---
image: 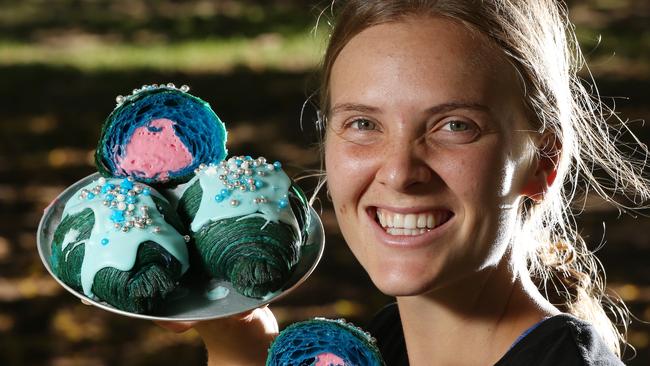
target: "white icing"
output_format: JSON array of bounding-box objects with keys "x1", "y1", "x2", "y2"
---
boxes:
[{"x1": 205, "y1": 285, "x2": 229, "y2": 301}]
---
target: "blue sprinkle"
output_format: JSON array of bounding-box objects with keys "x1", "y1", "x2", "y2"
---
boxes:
[
  {"x1": 87, "y1": 192, "x2": 95, "y2": 200},
  {"x1": 101, "y1": 238, "x2": 109, "y2": 246},
  {"x1": 126, "y1": 196, "x2": 137, "y2": 204},
  {"x1": 220, "y1": 188, "x2": 230, "y2": 197},
  {"x1": 142, "y1": 188, "x2": 151, "y2": 196},
  {"x1": 245, "y1": 156, "x2": 253, "y2": 160},
  {"x1": 111, "y1": 210, "x2": 125, "y2": 223},
  {"x1": 119, "y1": 187, "x2": 129, "y2": 194},
  {"x1": 235, "y1": 159, "x2": 243, "y2": 166},
  {"x1": 105, "y1": 194, "x2": 115, "y2": 201},
  {"x1": 273, "y1": 161, "x2": 282, "y2": 170},
  {"x1": 120, "y1": 180, "x2": 134, "y2": 190},
  {"x1": 101, "y1": 183, "x2": 115, "y2": 193},
  {"x1": 255, "y1": 180, "x2": 264, "y2": 189},
  {"x1": 278, "y1": 199, "x2": 289, "y2": 209},
  {"x1": 215, "y1": 194, "x2": 225, "y2": 203}
]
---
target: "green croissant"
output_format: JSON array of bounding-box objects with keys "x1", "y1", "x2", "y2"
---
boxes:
[
  {"x1": 50, "y1": 176, "x2": 190, "y2": 314},
  {"x1": 177, "y1": 157, "x2": 309, "y2": 298}
]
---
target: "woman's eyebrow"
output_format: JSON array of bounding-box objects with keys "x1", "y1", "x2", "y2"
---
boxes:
[
  {"x1": 329, "y1": 103, "x2": 381, "y2": 115},
  {"x1": 426, "y1": 102, "x2": 491, "y2": 114},
  {"x1": 329, "y1": 102, "x2": 490, "y2": 116}
]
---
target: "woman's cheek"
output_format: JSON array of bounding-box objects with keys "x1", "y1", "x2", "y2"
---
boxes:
[{"x1": 325, "y1": 139, "x2": 379, "y2": 199}]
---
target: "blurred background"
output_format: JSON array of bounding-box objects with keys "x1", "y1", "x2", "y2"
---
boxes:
[{"x1": 0, "y1": 0, "x2": 648, "y2": 365}]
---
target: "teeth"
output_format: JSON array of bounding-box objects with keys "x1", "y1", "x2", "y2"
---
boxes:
[
  {"x1": 403, "y1": 214, "x2": 416, "y2": 229},
  {"x1": 376, "y1": 209, "x2": 450, "y2": 234},
  {"x1": 417, "y1": 214, "x2": 427, "y2": 228},
  {"x1": 393, "y1": 213, "x2": 403, "y2": 228},
  {"x1": 427, "y1": 214, "x2": 435, "y2": 228},
  {"x1": 386, "y1": 228, "x2": 429, "y2": 236}
]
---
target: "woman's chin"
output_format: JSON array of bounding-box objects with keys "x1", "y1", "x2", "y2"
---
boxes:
[{"x1": 368, "y1": 268, "x2": 439, "y2": 297}]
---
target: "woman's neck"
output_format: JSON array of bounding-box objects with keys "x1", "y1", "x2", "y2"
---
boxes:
[{"x1": 396, "y1": 253, "x2": 560, "y2": 366}]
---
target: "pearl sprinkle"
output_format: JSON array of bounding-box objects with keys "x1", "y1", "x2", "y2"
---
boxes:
[
  {"x1": 197, "y1": 156, "x2": 291, "y2": 210},
  {"x1": 115, "y1": 83, "x2": 191, "y2": 107},
  {"x1": 89, "y1": 177, "x2": 161, "y2": 233}
]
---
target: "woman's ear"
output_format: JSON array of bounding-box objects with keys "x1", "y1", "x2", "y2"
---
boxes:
[{"x1": 520, "y1": 132, "x2": 560, "y2": 202}]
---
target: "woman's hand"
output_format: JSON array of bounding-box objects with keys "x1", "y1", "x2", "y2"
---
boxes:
[{"x1": 155, "y1": 306, "x2": 279, "y2": 366}]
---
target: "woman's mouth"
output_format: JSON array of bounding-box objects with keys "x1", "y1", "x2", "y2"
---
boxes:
[{"x1": 374, "y1": 208, "x2": 454, "y2": 236}]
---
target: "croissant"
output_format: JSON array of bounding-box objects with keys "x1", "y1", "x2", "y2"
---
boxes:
[
  {"x1": 266, "y1": 318, "x2": 385, "y2": 366},
  {"x1": 177, "y1": 156, "x2": 309, "y2": 298},
  {"x1": 94, "y1": 84, "x2": 227, "y2": 186},
  {"x1": 50, "y1": 176, "x2": 190, "y2": 314}
]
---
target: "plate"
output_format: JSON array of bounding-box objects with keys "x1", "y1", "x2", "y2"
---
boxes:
[{"x1": 37, "y1": 173, "x2": 325, "y2": 321}]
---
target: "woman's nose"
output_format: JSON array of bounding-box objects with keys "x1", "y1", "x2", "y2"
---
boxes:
[{"x1": 375, "y1": 142, "x2": 433, "y2": 192}]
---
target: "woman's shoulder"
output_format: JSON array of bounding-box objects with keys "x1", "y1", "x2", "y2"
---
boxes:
[
  {"x1": 366, "y1": 302, "x2": 408, "y2": 366},
  {"x1": 366, "y1": 304, "x2": 624, "y2": 366},
  {"x1": 495, "y1": 313, "x2": 624, "y2": 366}
]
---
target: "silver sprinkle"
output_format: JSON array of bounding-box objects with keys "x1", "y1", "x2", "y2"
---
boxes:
[
  {"x1": 250, "y1": 185, "x2": 256, "y2": 191},
  {"x1": 230, "y1": 199, "x2": 239, "y2": 207},
  {"x1": 258, "y1": 171, "x2": 266, "y2": 176},
  {"x1": 183, "y1": 235, "x2": 191, "y2": 243},
  {"x1": 124, "y1": 221, "x2": 133, "y2": 228},
  {"x1": 121, "y1": 226, "x2": 130, "y2": 232},
  {"x1": 103, "y1": 200, "x2": 110, "y2": 206},
  {"x1": 180, "y1": 85, "x2": 190, "y2": 92},
  {"x1": 127, "y1": 176, "x2": 135, "y2": 182},
  {"x1": 199, "y1": 163, "x2": 207, "y2": 170},
  {"x1": 167, "y1": 82, "x2": 176, "y2": 88},
  {"x1": 114, "y1": 223, "x2": 121, "y2": 229},
  {"x1": 134, "y1": 185, "x2": 143, "y2": 193},
  {"x1": 244, "y1": 169, "x2": 253, "y2": 176},
  {"x1": 116, "y1": 95, "x2": 125, "y2": 104},
  {"x1": 127, "y1": 190, "x2": 136, "y2": 196},
  {"x1": 135, "y1": 222, "x2": 144, "y2": 229},
  {"x1": 153, "y1": 226, "x2": 161, "y2": 233},
  {"x1": 239, "y1": 185, "x2": 246, "y2": 191},
  {"x1": 145, "y1": 218, "x2": 153, "y2": 225}
]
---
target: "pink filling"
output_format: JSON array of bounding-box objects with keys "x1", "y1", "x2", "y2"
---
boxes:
[
  {"x1": 117, "y1": 118, "x2": 193, "y2": 180},
  {"x1": 315, "y1": 353, "x2": 346, "y2": 366}
]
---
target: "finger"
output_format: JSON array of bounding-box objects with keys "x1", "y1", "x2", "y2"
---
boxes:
[
  {"x1": 80, "y1": 298, "x2": 92, "y2": 306},
  {"x1": 154, "y1": 320, "x2": 197, "y2": 333}
]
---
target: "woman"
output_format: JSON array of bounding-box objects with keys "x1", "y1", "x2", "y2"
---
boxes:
[{"x1": 160, "y1": 1, "x2": 648, "y2": 364}]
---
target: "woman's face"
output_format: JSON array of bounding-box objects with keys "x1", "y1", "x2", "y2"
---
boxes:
[{"x1": 325, "y1": 16, "x2": 539, "y2": 296}]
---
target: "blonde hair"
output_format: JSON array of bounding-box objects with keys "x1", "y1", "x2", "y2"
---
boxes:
[{"x1": 315, "y1": 0, "x2": 650, "y2": 357}]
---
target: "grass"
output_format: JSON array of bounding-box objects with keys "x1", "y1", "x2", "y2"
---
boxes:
[{"x1": 0, "y1": 32, "x2": 327, "y2": 72}]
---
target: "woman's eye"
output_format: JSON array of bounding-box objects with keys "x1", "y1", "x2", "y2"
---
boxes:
[
  {"x1": 350, "y1": 118, "x2": 377, "y2": 131},
  {"x1": 431, "y1": 119, "x2": 480, "y2": 144},
  {"x1": 442, "y1": 120, "x2": 471, "y2": 132}
]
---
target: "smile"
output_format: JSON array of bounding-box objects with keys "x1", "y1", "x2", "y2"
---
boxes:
[{"x1": 375, "y1": 208, "x2": 453, "y2": 236}]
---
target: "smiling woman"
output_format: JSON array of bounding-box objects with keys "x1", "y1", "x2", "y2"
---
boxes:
[
  {"x1": 317, "y1": 0, "x2": 649, "y2": 365},
  {"x1": 157, "y1": 1, "x2": 649, "y2": 365}
]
